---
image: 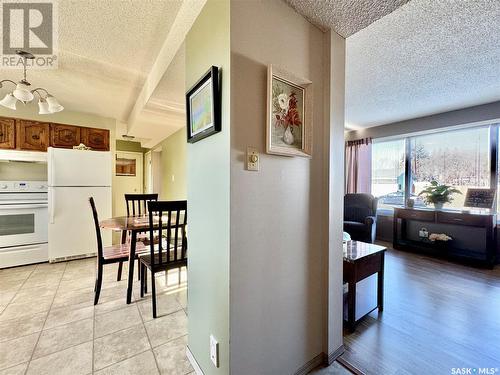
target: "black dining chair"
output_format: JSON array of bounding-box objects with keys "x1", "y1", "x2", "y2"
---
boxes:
[
  {"x1": 125, "y1": 193, "x2": 159, "y2": 217},
  {"x1": 116, "y1": 193, "x2": 159, "y2": 281},
  {"x1": 139, "y1": 200, "x2": 187, "y2": 318},
  {"x1": 89, "y1": 197, "x2": 146, "y2": 305}
]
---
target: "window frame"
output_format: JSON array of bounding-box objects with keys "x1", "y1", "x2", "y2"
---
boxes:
[{"x1": 371, "y1": 122, "x2": 499, "y2": 213}]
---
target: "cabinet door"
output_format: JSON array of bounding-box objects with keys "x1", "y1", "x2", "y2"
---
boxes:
[
  {"x1": 0, "y1": 118, "x2": 16, "y2": 149},
  {"x1": 81, "y1": 127, "x2": 109, "y2": 151},
  {"x1": 18, "y1": 120, "x2": 49, "y2": 151},
  {"x1": 50, "y1": 124, "x2": 81, "y2": 148}
]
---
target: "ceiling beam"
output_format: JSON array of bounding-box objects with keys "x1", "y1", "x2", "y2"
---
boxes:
[{"x1": 126, "y1": 0, "x2": 206, "y2": 134}]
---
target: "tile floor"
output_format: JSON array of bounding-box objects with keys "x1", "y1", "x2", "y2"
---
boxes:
[{"x1": 0, "y1": 258, "x2": 192, "y2": 375}]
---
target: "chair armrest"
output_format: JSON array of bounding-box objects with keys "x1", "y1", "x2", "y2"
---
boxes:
[{"x1": 365, "y1": 216, "x2": 376, "y2": 226}]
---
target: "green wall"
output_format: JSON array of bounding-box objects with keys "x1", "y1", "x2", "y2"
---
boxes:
[
  {"x1": 116, "y1": 140, "x2": 148, "y2": 153},
  {"x1": 158, "y1": 129, "x2": 187, "y2": 200},
  {"x1": 186, "y1": 0, "x2": 231, "y2": 374}
]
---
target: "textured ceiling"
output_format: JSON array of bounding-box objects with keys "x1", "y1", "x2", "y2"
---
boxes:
[
  {"x1": 346, "y1": 0, "x2": 500, "y2": 129},
  {"x1": 0, "y1": 0, "x2": 182, "y2": 124},
  {"x1": 131, "y1": 45, "x2": 186, "y2": 149},
  {"x1": 284, "y1": 0, "x2": 410, "y2": 37}
]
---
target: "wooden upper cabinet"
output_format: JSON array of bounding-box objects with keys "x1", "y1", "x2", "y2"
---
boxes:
[
  {"x1": 50, "y1": 124, "x2": 81, "y2": 148},
  {"x1": 0, "y1": 118, "x2": 16, "y2": 149},
  {"x1": 81, "y1": 127, "x2": 109, "y2": 151},
  {"x1": 0, "y1": 118, "x2": 109, "y2": 152},
  {"x1": 17, "y1": 120, "x2": 49, "y2": 151}
]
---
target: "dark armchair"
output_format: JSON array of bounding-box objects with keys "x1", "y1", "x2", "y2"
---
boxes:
[{"x1": 344, "y1": 193, "x2": 378, "y2": 243}]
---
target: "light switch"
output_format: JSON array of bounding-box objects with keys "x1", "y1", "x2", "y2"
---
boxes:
[
  {"x1": 246, "y1": 147, "x2": 259, "y2": 171},
  {"x1": 210, "y1": 335, "x2": 219, "y2": 367}
]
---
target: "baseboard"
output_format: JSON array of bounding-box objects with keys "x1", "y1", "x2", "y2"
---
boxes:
[
  {"x1": 293, "y1": 345, "x2": 345, "y2": 375},
  {"x1": 293, "y1": 353, "x2": 324, "y2": 375},
  {"x1": 337, "y1": 356, "x2": 365, "y2": 375},
  {"x1": 186, "y1": 345, "x2": 346, "y2": 375},
  {"x1": 49, "y1": 252, "x2": 96, "y2": 263},
  {"x1": 325, "y1": 345, "x2": 345, "y2": 365},
  {"x1": 186, "y1": 346, "x2": 204, "y2": 375}
]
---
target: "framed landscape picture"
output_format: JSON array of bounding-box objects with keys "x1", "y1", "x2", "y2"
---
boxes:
[
  {"x1": 186, "y1": 66, "x2": 221, "y2": 143},
  {"x1": 266, "y1": 65, "x2": 312, "y2": 157}
]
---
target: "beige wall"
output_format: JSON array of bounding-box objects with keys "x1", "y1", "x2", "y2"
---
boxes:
[
  {"x1": 0, "y1": 161, "x2": 47, "y2": 181},
  {"x1": 157, "y1": 129, "x2": 187, "y2": 200},
  {"x1": 186, "y1": 1, "x2": 231, "y2": 374},
  {"x1": 230, "y1": 0, "x2": 338, "y2": 373}
]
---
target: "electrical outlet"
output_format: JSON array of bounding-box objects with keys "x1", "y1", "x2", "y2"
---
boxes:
[
  {"x1": 246, "y1": 147, "x2": 259, "y2": 171},
  {"x1": 210, "y1": 335, "x2": 219, "y2": 368}
]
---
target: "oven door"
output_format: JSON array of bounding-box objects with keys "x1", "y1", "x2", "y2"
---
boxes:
[{"x1": 0, "y1": 203, "x2": 48, "y2": 248}]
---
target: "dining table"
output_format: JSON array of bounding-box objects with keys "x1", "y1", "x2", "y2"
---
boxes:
[{"x1": 99, "y1": 212, "x2": 186, "y2": 304}]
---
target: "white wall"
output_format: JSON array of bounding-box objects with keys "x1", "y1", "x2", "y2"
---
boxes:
[
  {"x1": 230, "y1": 1, "x2": 343, "y2": 373},
  {"x1": 346, "y1": 100, "x2": 500, "y2": 140},
  {"x1": 324, "y1": 30, "x2": 346, "y2": 359}
]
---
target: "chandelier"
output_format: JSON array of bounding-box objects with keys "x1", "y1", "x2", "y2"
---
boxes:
[{"x1": 0, "y1": 50, "x2": 63, "y2": 114}]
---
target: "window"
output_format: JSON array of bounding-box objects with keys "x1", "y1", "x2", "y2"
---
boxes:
[
  {"x1": 372, "y1": 139, "x2": 405, "y2": 208},
  {"x1": 410, "y1": 127, "x2": 490, "y2": 209},
  {"x1": 371, "y1": 125, "x2": 494, "y2": 212},
  {"x1": 116, "y1": 158, "x2": 137, "y2": 176}
]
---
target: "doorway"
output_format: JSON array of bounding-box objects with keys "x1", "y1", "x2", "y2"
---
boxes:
[
  {"x1": 144, "y1": 149, "x2": 162, "y2": 196},
  {"x1": 112, "y1": 151, "x2": 144, "y2": 244}
]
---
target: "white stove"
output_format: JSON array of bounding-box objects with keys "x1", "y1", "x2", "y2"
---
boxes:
[{"x1": 0, "y1": 180, "x2": 48, "y2": 268}]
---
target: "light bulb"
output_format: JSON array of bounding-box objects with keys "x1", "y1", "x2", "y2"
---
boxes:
[
  {"x1": 0, "y1": 93, "x2": 17, "y2": 110},
  {"x1": 38, "y1": 99, "x2": 51, "y2": 114},
  {"x1": 13, "y1": 82, "x2": 34, "y2": 102},
  {"x1": 46, "y1": 96, "x2": 64, "y2": 113}
]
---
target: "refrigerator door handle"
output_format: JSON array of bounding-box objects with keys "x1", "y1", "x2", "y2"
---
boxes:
[
  {"x1": 49, "y1": 188, "x2": 55, "y2": 224},
  {"x1": 48, "y1": 148, "x2": 54, "y2": 187}
]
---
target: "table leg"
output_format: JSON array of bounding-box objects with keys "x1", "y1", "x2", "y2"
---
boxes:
[
  {"x1": 126, "y1": 231, "x2": 137, "y2": 304},
  {"x1": 377, "y1": 252, "x2": 385, "y2": 311},
  {"x1": 347, "y1": 279, "x2": 356, "y2": 332}
]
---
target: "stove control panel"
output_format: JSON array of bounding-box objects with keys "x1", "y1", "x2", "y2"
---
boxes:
[{"x1": 0, "y1": 181, "x2": 48, "y2": 193}]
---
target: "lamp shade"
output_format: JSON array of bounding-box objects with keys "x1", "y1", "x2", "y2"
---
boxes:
[
  {"x1": 38, "y1": 99, "x2": 51, "y2": 114},
  {"x1": 13, "y1": 82, "x2": 34, "y2": 102},
  {"x1": 0, "y1": 93, "x2": 17, "y2": 110},
  {"x1": 46, "y1": 96, "x2": 64, "y2": 113}
]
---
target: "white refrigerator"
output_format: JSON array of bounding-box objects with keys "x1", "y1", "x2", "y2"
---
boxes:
[{"x1": 48, "y1": 147, "x2": 112, "y2": 262}]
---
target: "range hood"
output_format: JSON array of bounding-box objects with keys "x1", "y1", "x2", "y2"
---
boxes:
[{"x1": 0, "y1": 150, "x2": 47, "y2": 163}]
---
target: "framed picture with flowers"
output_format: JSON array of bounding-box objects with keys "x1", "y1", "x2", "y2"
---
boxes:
[{"x1": 266, "y1": 65, "x2": 312, "y2": 157}]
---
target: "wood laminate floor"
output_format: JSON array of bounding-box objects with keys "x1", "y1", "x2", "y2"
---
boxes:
[{"x1": 340, "y1": 244, "x2": 500, "y2": 375}]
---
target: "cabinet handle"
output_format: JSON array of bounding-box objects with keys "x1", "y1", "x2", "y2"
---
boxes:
[{"x1": 32, "y1": 134, "x2": 40, "y2": 140}]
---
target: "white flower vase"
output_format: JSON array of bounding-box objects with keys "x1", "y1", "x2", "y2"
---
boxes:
[{"x1": 283, "y1": 126, "x2": 294, "y2": 145}]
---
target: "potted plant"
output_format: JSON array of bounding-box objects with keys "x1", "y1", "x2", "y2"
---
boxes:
[{"x1": 418, "y1": 180, "x2": 461, "y2": 210}]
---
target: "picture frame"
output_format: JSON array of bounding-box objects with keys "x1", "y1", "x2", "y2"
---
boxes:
[
  {"x1": 266, "y1": 64, "x2": 312, "y2": 157},
  {"x1": 464, "y1": 188, "x2": 496, "y2": 209},
  {"x1": 186, "y1": 66, "x2": 221, "y2": 143}
]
